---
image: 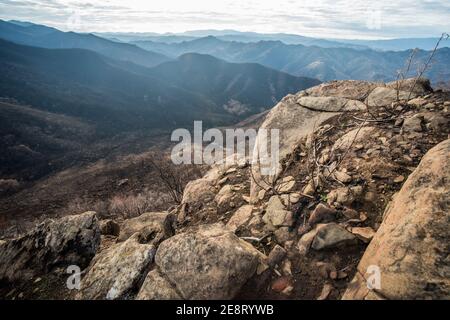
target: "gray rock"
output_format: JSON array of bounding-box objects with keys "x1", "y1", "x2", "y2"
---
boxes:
[
  {"x1": 267, "y1": 245, "x2": 287, "y2": 267},
  {"x1": 308, "y1": 203, "x2": 337, "y2": 225},
  {"x1": 77, "y1": 235, "x2": 155, "y2": 300},
  {"x1": 117, "y1": 212, "x2": 175, "y2": 244},
  {"x1": 154, "y1": 223, "x2": 262, "y2": 300},
  {"x1": 0, "y1": 211, "x2": 100, "y2": 282},
  {"x1": 311, "y1": 223, "x2": 357, "y2": 250}
]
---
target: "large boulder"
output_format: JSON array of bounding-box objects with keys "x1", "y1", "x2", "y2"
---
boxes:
[
  {"x1": 366, "y1": 87, "x2": 419, "y2": 107},
  {"x1": 343, "y1": 139, "x2": 450, "y2": 300},
  {"x1": 117, "y1": 211, "x2": 175, "y2": 244},
  {"x1": 142, "y1": 223, "x2": 263, "y2": 300},
  {"x1": 385, "y1": 78, "x2": 432, "y2": 95},
  {"x1": 0, "y1": 211, "x2": 100, "y2": 282},
  {"x1": 304, "y1": 80, "x2": 380, "y2": 100},
  {"x1": 179, "y1": 165, "x2": 226, "y2": 217},
  {"x1": 250, "y1": 91, "x2": 366, "y2": 202},
  {"x1": 77, "y1": 235, "x2": 155, "y2": 300}
]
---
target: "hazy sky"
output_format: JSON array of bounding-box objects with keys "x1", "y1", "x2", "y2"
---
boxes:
[{"x1": 1, "y1": 0, "x2": 449, "y2": 39}]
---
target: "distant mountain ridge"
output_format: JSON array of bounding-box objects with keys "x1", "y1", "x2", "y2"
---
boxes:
[
  {"x1": 99, "y1": 28, "x2": 450, "y2": 51},
  {"x1": 132, "y1": 36, "x2": 450, "y2": 83},
  {"x1": 0, "y1": 20, "x2": 171, "y2": 68}
]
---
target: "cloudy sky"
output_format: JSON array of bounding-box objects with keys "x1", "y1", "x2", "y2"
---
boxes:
[{"x1": 0, "y1": 0, "x2": 449, "y2": 39}]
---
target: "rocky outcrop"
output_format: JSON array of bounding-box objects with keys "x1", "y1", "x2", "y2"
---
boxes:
[
  {"x1": 343, "y1": 139, "x2": 450, "y2": 300},
  {"x1": 0, "y1": 212, "x2": 100, "y2": 282},
  {"x1": 117, "y1": 211, "x2": 175, "y2": 244},
  {"x1": 249, "y1": 78, "x2": 433, "y2": 202},
  {"x1": 139, "y1": 223, "x2": 264, "y2": 300},
  {"x1": 77, "y1": 234, "x2": 155, "y2": 300}
]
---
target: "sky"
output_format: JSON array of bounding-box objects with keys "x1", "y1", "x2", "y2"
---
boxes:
[{"x1": 0, "y1": 0, "x2": 449, "y2": 39}]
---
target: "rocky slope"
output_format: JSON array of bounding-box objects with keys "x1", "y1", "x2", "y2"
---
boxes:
[{"x1": 0, "y1": 78, "x2": 448, "y2": 300}]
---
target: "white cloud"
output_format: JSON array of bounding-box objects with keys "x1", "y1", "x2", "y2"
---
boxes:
[{"x1": 0, "y1": 0, "x2": 449, "y2": 38}]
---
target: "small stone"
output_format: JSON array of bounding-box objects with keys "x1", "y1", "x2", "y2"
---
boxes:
[
  {"x1": 258, "y1": 189, "x2": 266, "y2": 200},
  {"x1": 297, "y1": 224, "x2": 325, "y2": 255},
  {"x1": 33, "y1": 277, "x2": 42, "y2": 283},
  {"x1": 402, "y1": 115, "x2": 423, "y2": 132},
  {"x1": 308, "y1": 203, "x2": 337, "y2": 225},
  {"x1": 359, "y1": 212, "x2": 368, "y2": 222},
  {"x1": 263, "y1": 196, "x2": 293, "y2": 227},
  {"x1": 311, "y1": 223, "x2": 357, "y2": 250},
  {"x1": 350, "y1": 226, "x2": 376, "y2": 243},
  {"x1": 267, "y1": 245, "x2": 287, "y2": 267},
  {"x1": 226, "y1": 205, "x2": 253, "y2": 232},
  {"x1": 393, "y1": 175, "x2": 405, "y2": 183},
  {"x1": 281, "y1": 285, "x2": 294, "y2": 296},
  {"x1": 256, "y1": 263, "x2": 269, "y2": 275},
  {"x1": 289, "y1": 193, "x2": 301, "y2": 204},
  {"x1": 317, "y1": 283, "x2": 333, "y2": 300},
  {"x1": 333, "y1": 171, "x2": 352, "y2": 183},
  {"x1": 274, "y1": 227, "x2": 293, "y2": 243},
  {"x1": 271, "y1": 277, "x2": 291, "y2": 293},
  {"x1": 275, "y1": 176, "x2": 296, "y2": 193},
  {"x1": 281, "y1": 260, "x2": 292, "y2": 276},
  {"x1": 342, "y1": 207, "x2": 359, "y2": 219},
  {"x1": 316, "y1": 262, "x2": 336, "y2": 279}
]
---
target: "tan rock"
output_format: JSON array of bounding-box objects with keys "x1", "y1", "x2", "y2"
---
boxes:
[
  {"x1": 117, "y1": 212, "x2": 175, "y2": 244},
  {"x1": 305, "y1": 80, "x2": 379, "y2": 100},
  {"x1": 136, "y1": 270, "x2": 181, "y2": 300},
  {"x1": 367, "y1": 87, "x2": 418, "y2": 107},
  {"x1": 262, "y1": 196, "x2": 293, "y2": 227},
  {"x1": 155, "y1": 223, "x2": 263, "y2": 300},
  {"x1": 308, "y1": 203, "x2": 337, "y2": 225},
  {"x1": 275, "y1": 176, "x2": 296, "y2": 193},
  {"x1": 350, "y1": 227, "x2": 375, "y2": 243},
  {"x1": 333, "y1": 127, "x2": 377, "y2": 151},
  {"x1": 226, "y1": 205, "x2": 254, "y2": 232},
  {"x1": 343, "y1": 139, "x2": 450, "y2": 300}
]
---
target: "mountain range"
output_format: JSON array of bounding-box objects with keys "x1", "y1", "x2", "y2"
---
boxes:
[
  {"x1": 2, "y1": 20, "x2": 449, "y2": 85},
  {"x1": 0, "y1": 38, "x2": 318, "y2": 132},
  {"x1": 0, "y1": 20, "x2": 170, "y2": 68},
  {"x1": 99, "y1": 29, "x2": 450, "y2": 51},
  {"x1": 132, "y1": 36, "x2": 450, "y2": 83}
]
